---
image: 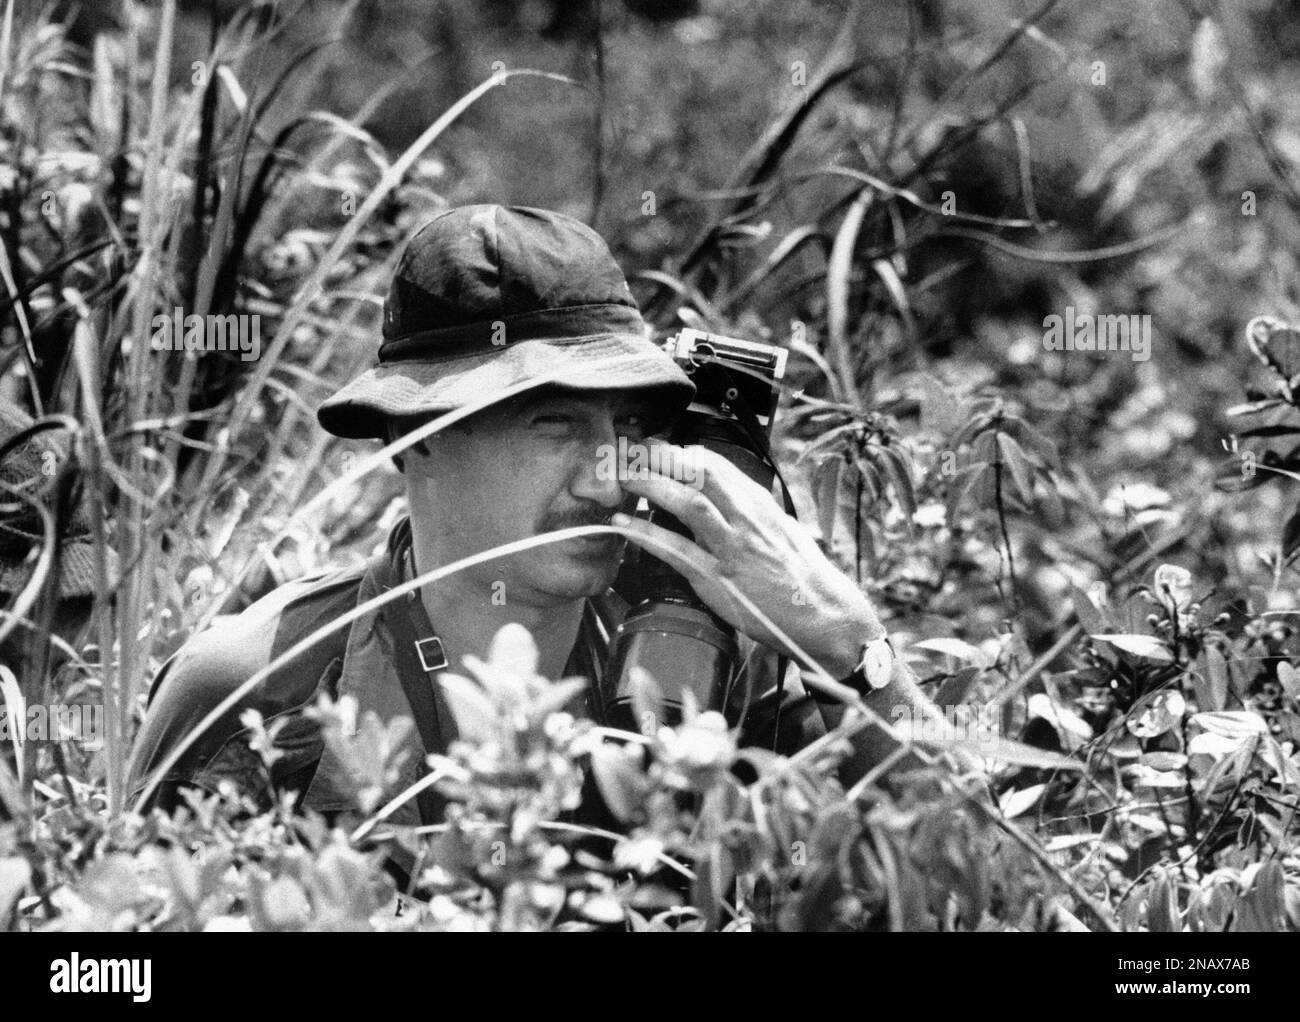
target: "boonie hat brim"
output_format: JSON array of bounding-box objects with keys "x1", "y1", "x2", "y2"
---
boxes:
[{"x1": 317, "y1": 332, "x2": 696, "y2": 440}]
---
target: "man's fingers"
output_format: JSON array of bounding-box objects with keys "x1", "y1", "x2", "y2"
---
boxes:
[
  {"x1": 642, "y1": 436, "x2": 765, "y2": 518},
  {"x1": 612, "y1": 513, "x2": 721, "y2": 584},
  {"x1": 619, "y1": 472, "x2": 732, "y2": 548}
]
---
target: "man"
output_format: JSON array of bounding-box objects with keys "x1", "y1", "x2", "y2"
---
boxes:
[{"x1": 126, "y1": 204, "x2": 937, "y2": 826}]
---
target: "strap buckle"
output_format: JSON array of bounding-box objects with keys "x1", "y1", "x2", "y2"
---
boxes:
[{"x1": 414, "y1": 636, "x2": 448, "y2": 673}]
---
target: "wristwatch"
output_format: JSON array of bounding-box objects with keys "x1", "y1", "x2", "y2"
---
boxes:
[
  {"x1": 810, "y1": 635, "x2": 895, "y2": 703},
  {"x1": 846, "y1": 635, "x2": 895, "y2": 693}
]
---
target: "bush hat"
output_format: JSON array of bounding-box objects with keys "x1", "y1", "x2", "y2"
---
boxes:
[{"x1": 317, "y1": 204, "x2": 696, "y2": 440}]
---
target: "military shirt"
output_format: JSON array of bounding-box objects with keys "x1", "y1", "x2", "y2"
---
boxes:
[{"x1": 126, "y1": 517, "x2": 826, "y2": 826}]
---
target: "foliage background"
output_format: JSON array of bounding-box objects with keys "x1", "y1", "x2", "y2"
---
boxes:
[{"x1": 1, "y1": 0, "x2": 1299, "y2": 930}]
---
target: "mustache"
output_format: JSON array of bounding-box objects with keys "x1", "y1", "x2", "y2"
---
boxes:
[{"x1": 537, "y1": 506, "x2": 619, "y2": 533}]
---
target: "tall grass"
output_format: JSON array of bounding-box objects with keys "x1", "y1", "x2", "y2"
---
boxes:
[
  {"x1": 3, "y1": 0, "x2": 1296, "y2": 934},
  {"x1": 0, "y1": 3, "x2": 583, "y2": 815},
  {"x1": 0, "y1": 0, "x2": 1120, "y2": 825}
]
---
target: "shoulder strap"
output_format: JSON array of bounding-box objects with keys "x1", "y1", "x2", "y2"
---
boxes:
[
  {"x1": 370, "y1": 541, "x2": 455, "y2": 826},
  {"x1": 377, "y1": 518, "x2": 614, "y2": 821}
]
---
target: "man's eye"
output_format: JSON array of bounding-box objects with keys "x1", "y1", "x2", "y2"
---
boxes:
[
  {"x1": 533, "y1": 414, "x2": 576, "y2": 428},
  {"x1": 617, "y1": 415, "x2": 648, "y2": 435}
]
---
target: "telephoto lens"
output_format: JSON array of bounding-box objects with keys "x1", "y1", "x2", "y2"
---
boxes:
[{"x1": 599, "y1": 330, "x2": 786, "y2": 732}]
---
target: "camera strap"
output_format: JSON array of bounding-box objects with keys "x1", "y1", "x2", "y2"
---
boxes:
[
  {"x1": 722, "y1": 369, "x2": 798, "y2": 519},
  {"x1": 377, "y1": 519, "x2": 609, "y2": 817},
  {"x1": 723, "y1": 371, "x2": 799, "y2": 748},
  {"x1": 373, "y1": 529, "x2": 456, "y2": 825}
]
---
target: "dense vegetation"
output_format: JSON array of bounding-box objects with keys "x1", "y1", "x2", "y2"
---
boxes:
[{"x1": 1, "y1": 0, "x2": 1298, "y2": 930}]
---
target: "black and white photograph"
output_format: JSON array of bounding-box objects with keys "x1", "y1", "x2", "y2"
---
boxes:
[{"x1": 0, "y1": 0, "x2": 1294, "y2": 979}]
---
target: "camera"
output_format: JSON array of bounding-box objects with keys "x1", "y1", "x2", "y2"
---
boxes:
[{"x1": 599, "y1": 328, "x2": 788, "y2": 731}]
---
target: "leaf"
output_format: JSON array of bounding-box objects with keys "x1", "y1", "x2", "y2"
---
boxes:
[
  {"x1": 996, "y1": 433, "x2": 1035, "y2": 504},
  {"x1": 691, "y1": 840, "x2": 734, "y2": 931},
  {"x1": 971, "y1": 429, "x2": 998, "y2": 466},
  {"x1": 1226, "y1": 653, "x2": 1254, "y2": 701},
  {"x1": 733, "y1": 747, "x2": 783, "y2": 775},
  {"x1": 576, "y1": 892, "x2": 626, "y2": 926},
  {"x1": 1069, "y1": 584, "x2": 1109, "y2": 635},
  {"x1": 1214, "y1": 455, "x2": 1268, "y2": 493},
  {"x1": 588, "y1": 743, "x2": 649, "y2": 824},
  {"x1": 0, "y1": 857, "x2": 31, "y2": 923},
  {"x1": 952, "y1": 409, "x2": 995, "y2": 450},
  {"x1": 912, "y1": 637, "x2": 989, "y2": 667},
  {"x1": 625, "y1": 907, "x2": 659, "y2": 932},
  {"x1": 1192, "y1": 711, "x2": 1268, "y2": 739},
  {"x1": 485, "y1": 623, "x2": 539, "y2": 683},
  {"x1": 1233, "y1": 861, "x2": 1287, "y2": 932},
  {"x1": 939, "y1": 734, "x2": 1084, "y2": 772},
  {"x1": 1187, "y1": 731, "x2": 1246, "y2": 759},
  {"x1": 915, "y1": 373, "x2": 971, "y2": 437},
  {"x1": 256, "y1": 874, "x2": 312, "y2": 931},
  {"x1": 796, "y1": 422, "x2": 859, "y2": 464},
  {"x1": 851, "y1": 455, "x2": 881, "y2": 508},
  {"x1": 814, "y1": 456, "x2": 844, "y2": 544},
  {"x1": 529, "y1": 678, "x2": 588, "y2": 720},
  {"x1": 875, "y1": 443, "x2": 917, "y2": 523},
  {"x1": 1124, "y1": 812, "x2": 1170, "y2": 834},
  {"x1": 1224, "y1": 399, "x2": 1283, "y2": 417},
  {"x1": 1125, "y1": 764, "x2": 1186, "y2": 789},
  {"x1": 1237, "y1": 424, "x2": 1300, "y2": 438},
  {"x1": 1027, "y1": 693, "x2": 1093, "y2": 742},
  {"x1": 1188, "y1": 18, "x2": 1228, "y2": 104},
  {"x1": 1283, "y1": 504, "x2": 1300, "y2": 561},
  {"x1": 947, "y1": 462, "x2": 991, "y2": 521},
  {"x1": 437, "y1": 673, "x2": 498, "y2": 743},
  {"x1": 933, "y1": 666, "x2": 981, "y2": 706},
  {"x1": 997, "y1": 415, "x2": 1057, "y2": 467},
  {"x1": 1126, "y1": 690, "x2": 1186, "y2": 738},
  {"x1": 1105, "y1": 731, "x2": 1143, "y2": 759},
  {"x1": 998, "y1": 783, "x2": 1046, "y2": 819},
  {"x1": 1152, "y1": 563, "x2": 1193, "y2": 612},
  {"x1": 1092, "y1": 633, "x2": 1173, "y2": 662},
  {"x1": 1147, "y1": 873, "x2": 1181, "y2": 932},
  {"x1": 1140, "y1": 751, "x2": 1187, "y2": 771},
  {"x1": 1044, "y1": 834, "x2": 1101, "y2": 852},
  {"x1": 1278, "y1": 661, "x2": 1300, "y2": 703},
  {"x1": 870, "y1": 257, "x2": 913, "y2": 333},
  {"x1": 1259, "y1": 737, "x2": 1300, "y2": 788},
  {"x1": 1197, "y1": 647, "x2": 1230, "y2": 713},
  {"x1": 1249, "y1": 319, "x2": 1300, "y2": 381}
]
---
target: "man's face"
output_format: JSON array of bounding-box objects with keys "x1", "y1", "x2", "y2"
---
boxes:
[{"x1": 398, "y1": 386, "x2": 659, "y2": 606}]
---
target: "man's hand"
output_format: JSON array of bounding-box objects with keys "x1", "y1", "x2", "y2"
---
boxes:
[
  {"x1": 613, "y1": 437, "x2": 974, "y2": 785},
  {"x1": 613, "y1": 437, "x2": 885, "y2": 680}
]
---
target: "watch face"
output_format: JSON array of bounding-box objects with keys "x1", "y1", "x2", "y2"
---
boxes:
[{"x1": 861, "y1": 637, "x2": 894, "y2": 690}]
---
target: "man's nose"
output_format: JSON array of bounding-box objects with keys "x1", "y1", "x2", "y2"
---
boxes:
[{"x1": 569, "y1": 421, "x2": 626, "y2": 510}]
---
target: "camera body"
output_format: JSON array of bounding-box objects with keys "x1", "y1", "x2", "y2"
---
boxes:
[
  {"x1": 662, "y1": 328, "x2": 787, "y2": 432},
  {"x1": 598, "y1": 328, "x2": 788, "y2": 732}
]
